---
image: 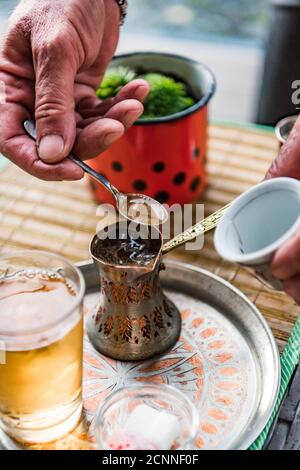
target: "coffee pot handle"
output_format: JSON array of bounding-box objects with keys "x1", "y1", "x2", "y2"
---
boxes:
[{"x1": 162, "y1": 203, "x2": 231, "y2": 254}]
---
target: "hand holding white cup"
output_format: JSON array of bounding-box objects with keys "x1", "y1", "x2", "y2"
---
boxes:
[{"x1": 214, "y1": 177, "x2": 300, "y2": 291}]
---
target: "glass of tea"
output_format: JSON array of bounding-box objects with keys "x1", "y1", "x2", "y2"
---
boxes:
[{"x1": 0, "y1": 251, "x2": 85, "y2": 447}]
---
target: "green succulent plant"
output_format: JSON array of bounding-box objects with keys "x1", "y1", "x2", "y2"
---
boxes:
[
  {"x1": 96, "y1": 68, "x2": 195, "y2": 118},
  {"x1": 139, "y1": 72, "x2": 195, "y2": 118},
  {"x1": 96, "y1": 66, "x2": 137, "y2": 100}
]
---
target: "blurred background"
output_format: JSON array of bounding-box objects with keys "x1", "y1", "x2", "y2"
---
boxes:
[{"x1": 1, "y1": 0, "x2": 296, "y2": 124}]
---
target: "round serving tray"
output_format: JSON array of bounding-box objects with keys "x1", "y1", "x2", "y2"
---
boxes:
[{"x1": 0, "y1": 260, "x2": 280, "y2": 450}]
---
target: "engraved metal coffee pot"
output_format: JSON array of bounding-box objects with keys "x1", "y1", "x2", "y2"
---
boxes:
[
  {"x1": 87, "y1": 205, "x2": 232, "y2": 361},
  {"x1": 87, "y1": 223, "x2": 182, "y2": 361}
]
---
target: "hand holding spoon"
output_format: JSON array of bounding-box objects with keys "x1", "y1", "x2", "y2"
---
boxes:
[{"x1": 24, "y1": 120, "x2": 168, "y2": 226}]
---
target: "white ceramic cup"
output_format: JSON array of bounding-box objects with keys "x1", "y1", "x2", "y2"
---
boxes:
[{"x1": 214, "y1": 177, "x2": 300, "y2": 290}]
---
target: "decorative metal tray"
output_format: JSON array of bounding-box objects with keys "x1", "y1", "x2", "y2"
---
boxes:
[{"x1": 1, "y1": 260, "x2": 280, "y2": 450}]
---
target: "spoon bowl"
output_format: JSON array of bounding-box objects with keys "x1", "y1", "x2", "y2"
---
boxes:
[{"x1": 119, "y1": 193, "x2": 168, "y2": 227}]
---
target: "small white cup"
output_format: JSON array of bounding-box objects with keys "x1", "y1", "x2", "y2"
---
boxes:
[{"x1": 214, "y1": 177, "x2": 300, "y2": 290}]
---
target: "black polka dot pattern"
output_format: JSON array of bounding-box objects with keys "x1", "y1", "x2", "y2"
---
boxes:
[
  {"x1": 193, "y1": 147, "x2": 200, "y2": 158},
  {"x1": 133, "y1": 180, "x2": 147, "y2": 191},
  {"x1": 190, "y1": 176, "x2": 201, "y2": 192},
  {"x1": 152, "y1": 162, "x2": 165, "y2": 173},
  {"x1": 154, "y1": 191, "x2": 169, "y2": 204},
  {"x1": 173, "y1": 172, "x2": 186, "y2": 185},
  {"x1": 112, "y1": 161, "x2": 123, "y2": 172}
]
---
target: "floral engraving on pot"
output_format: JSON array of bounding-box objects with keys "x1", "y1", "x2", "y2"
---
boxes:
[
  {"x1": 119, "y1": 317, "x2": 132, "y2": 342},
  {"x1": 139, "y1": 315, "x2": 151, "y2": 340},
  {"x1": 95, "y1": 303, "x2": 172, "y2": 344},
  {"x1": 100, "y1": 277, "x2": 155, "y2": 306},
  {"x1": 103, "y1": 316, "x2": 113, "y2": 337},
  {"x1": 152, "y1": 307, "x2": 165, "y2": 330},
  {"x1": 87, "y1": 244, "x2": 182, "y2": 360}
]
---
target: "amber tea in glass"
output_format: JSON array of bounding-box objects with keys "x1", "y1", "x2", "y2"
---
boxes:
[{"x1": 0, "y1": 251, "x2": 85, "y2": 445}]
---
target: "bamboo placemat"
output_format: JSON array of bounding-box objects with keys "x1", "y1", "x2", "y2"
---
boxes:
[
  {"x1": 0, "y1": 123, "x2": 298, "y2": 353},
  {"x1": 0, "y1": 122, "x2": 300, "y2": 450}
]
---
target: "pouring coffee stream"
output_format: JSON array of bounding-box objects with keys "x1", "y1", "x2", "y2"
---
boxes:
[{"x1": 24, "y1": 120, "x2": 168, "y2": 227}]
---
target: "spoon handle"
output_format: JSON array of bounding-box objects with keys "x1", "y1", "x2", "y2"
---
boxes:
[
  {"x1": 162, "y1": 203, "x2": 231, "y2": 255},
  {"x1": 68, "y1": 153, "x2": 118, "y2": 197},
  {"x1": 23, "y1": 120, "x2": 119, "y2": 198}
]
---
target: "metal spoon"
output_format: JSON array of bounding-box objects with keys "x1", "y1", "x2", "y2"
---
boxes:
[{"x1": 24, "y1": 120, "x2": 168, "y2": 226}]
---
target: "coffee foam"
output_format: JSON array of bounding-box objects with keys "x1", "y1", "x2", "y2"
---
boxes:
[{"x1": 0, "y1": 271, "x2": 78, "y2": 337}]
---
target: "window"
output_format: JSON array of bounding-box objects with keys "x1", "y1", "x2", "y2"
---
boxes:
[{"x1": 124, "y1": 0, "x2": 268, "y2": 45}]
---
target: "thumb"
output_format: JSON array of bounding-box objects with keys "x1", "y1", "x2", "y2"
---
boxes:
[{"x1": 33, "y1": 39, "x2": 77, "y2": 163}]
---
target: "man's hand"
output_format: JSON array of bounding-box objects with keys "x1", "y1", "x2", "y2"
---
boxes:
[
  {"x1": 0, "y1": 0, "x2": 149, "y2": 181},
  {"x1": 271, "y1": 231, "x2": 300, "y2": 304},
  {"x1": 265, "y1": 115, "x2": 300, "y2": 180},
  {"x1": 265, "y1": 115, "x2": 300, "y2": 303}
]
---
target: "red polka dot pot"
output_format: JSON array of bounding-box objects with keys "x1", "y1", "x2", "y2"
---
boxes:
[{"x1": 88, "y1": 52, "x2": 216, "y2": 206}]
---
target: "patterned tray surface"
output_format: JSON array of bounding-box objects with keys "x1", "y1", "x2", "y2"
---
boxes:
[{"x1": 2, "y1": 260, "x2": 278, "y2": 451}]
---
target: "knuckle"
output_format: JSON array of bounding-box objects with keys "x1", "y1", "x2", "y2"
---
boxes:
[
  {"x1": 35, "y1": 99, "x2": 69, "y2": 119},
  {"x1": 35, "y1": 86, "x2": 74, "y2": 122},
  {"x1": 33, "y1": 34, "x2": 65, "y2": 61},
  {"x1": 6, "y1": 12, "x2": 32, "y2": 40},
  {"x1": 35, "y1": 106, "x2": 75, "y2": 139}
]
